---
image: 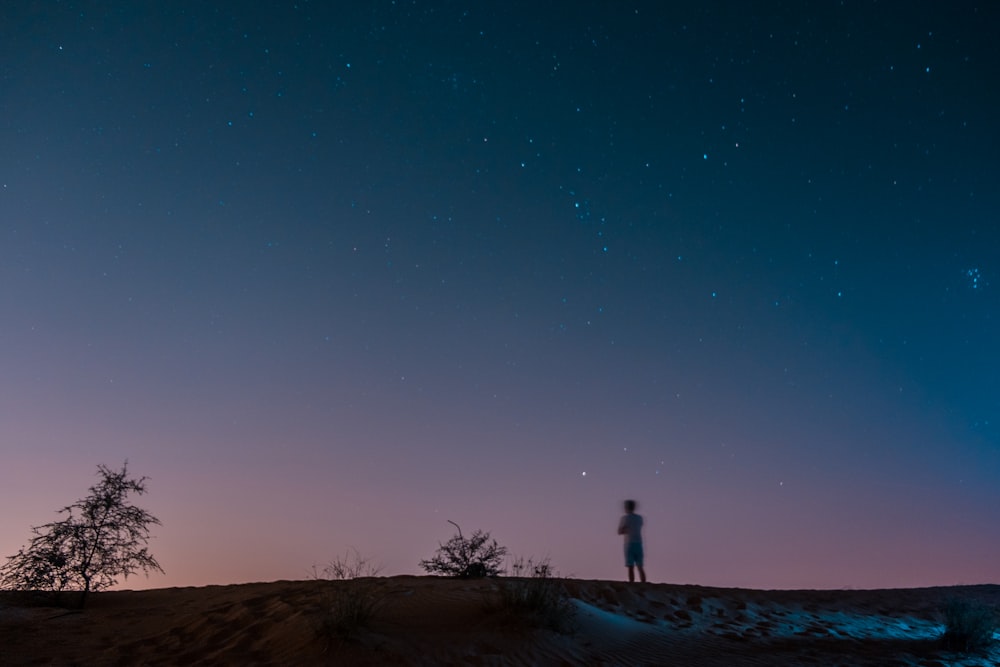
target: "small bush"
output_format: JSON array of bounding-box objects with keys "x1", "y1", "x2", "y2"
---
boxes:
[
  {"x1": 419, "y1": 520, "x2": 507, "y2": 578},
  {"x1": 941, "y1": 598, "x2": 997, "y2": 653},
  {"x1": 490, "y1": 556, "x2": 576, "y2": 634},
  {"x1": 315, "y1": 582, "x2": 387, "y2": 645},
  {"x1": 309, "y1": 547, "x2": 383, "y2": 581},
  {"x1": 310, "y1": 550, "x2": 386, "y2": 647}
]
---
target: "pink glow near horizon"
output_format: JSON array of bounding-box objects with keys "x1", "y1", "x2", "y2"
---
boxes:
[{"x1": 3, "y1": 2, "x2": 998, "y2": 592}]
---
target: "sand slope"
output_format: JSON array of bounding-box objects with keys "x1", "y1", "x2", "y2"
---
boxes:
[{"x1": 2, "y1": 577, "x2": 998, "y2": 666}]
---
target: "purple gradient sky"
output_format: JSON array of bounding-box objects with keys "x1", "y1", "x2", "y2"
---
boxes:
[{"x1": 2, "y1": 1, "x2": 998, "y2": 589}]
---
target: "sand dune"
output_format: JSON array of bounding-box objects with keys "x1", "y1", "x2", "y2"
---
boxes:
[{"x1": 2, "y1": 577, "x2": 997, "y2": 666}]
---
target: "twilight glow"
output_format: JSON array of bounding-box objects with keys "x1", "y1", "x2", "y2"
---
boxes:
[{"x1": 1, "y1": 2, "x2": 997, "y2": 590}]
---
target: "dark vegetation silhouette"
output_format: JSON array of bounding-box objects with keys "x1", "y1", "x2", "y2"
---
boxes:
[
  {"x1": 308, "y1": 549, "x2": 388, "y2": 648},
  {"x1": 308, "y1": 547, "x2": 383, "y2": 581},
  {"x1": 420, "y1": 524, "x2": 575, "y2": 632},
  {"x1": 419, "y1": 520, "x2": 507, "y2": 578},
  {"x1": 0, "y1": 462, "x2": 163, "y2": 608},
  {"x1": 490, "y1": 556, "x2": 576, "y2": 634}
]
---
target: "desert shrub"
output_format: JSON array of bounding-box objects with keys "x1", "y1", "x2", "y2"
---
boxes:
[
  {"x1": 490, "y1": 556, "x2": 576, "y2": 634},
  {"x1": 310, "y1": 549, "x2": 387, "y2": 646},
  {"x1": 419, "y1": 520, "x2": 506, "y2": 578},
  {"x1": 941, "y1": 598, "x2": 997, "y2": 653},
  {"x1": 0, "y1": 462, "x2": 162, "y2": 608},
  {"x1": 309, "y1": 547, "x2": 383, "y2": 581},
  {"x1": 314, "y1": 580, "x2": 388, "y2": 645}
]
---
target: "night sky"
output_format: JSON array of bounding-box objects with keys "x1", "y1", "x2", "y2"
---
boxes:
[{"x1": 2, "y1": 1, "x2": 998, "y2": 590}]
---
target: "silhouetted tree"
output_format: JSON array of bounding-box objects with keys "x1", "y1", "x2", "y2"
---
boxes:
[
  {"x1": 419, "y1": 520, "x2": 507, "y2": 578},
  {"x1": 0, "y1": 462, "x2": 163, "y2": 607}
]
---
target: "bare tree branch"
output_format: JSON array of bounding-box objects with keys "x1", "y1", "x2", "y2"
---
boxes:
[{"x1": 0, "y1": 461, "x2": 164, "y2": 607}]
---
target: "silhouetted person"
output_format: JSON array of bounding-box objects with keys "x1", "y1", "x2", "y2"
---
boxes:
[{"x1": 617, "y1": 499, "x2": 646, "y2": 583}]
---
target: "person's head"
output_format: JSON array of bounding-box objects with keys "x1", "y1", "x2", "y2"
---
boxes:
[{"x1": 624, "y1": 499, "x2": 637, "y2": 513}]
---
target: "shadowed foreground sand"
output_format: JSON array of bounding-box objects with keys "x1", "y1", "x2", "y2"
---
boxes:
[{"x1": 2, "y1": 577, "x2": 998, "y2": 666}]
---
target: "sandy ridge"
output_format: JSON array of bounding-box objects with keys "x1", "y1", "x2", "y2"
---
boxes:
[{"x1": 2, "y1": 578, "x2": 997, "y2": 666}]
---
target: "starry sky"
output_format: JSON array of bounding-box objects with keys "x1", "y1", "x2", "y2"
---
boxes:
[{"x1": 2, "y1": 1, "x2": 998, "y2": 590}]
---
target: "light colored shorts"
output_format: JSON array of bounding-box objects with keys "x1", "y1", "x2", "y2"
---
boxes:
[{"x1": 624, "y1": 542, "x2": 644, "y2": 567}]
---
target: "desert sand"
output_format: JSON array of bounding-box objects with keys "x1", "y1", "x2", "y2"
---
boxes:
[{"x1": 2, "y1": 577, "x2": 998, "y2": 666}]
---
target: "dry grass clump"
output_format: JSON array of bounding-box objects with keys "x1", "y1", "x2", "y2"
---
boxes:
[
  {"x1": 488, "y1": 556, "x2": 576, "y2": 634},
  {"x1": 309, "y1": 549, "x2": 387, "y2": 647}
]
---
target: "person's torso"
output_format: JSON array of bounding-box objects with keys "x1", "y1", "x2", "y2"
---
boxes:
[{"x1": 622, "y1": 514, "x2": 643, "y2": 542}]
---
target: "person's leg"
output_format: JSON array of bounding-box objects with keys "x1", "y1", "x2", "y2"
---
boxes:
[
  {"x1": 633, "y1": 543, "x2": 646, "y2": 583},
  {"x1": 627, "y1": 565, "x2": 635, "y2": 582}
]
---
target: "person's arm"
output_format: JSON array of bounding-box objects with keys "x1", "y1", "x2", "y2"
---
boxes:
[{"x1": 617, "y1": 516, "x2": 626, "y2": 535}]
